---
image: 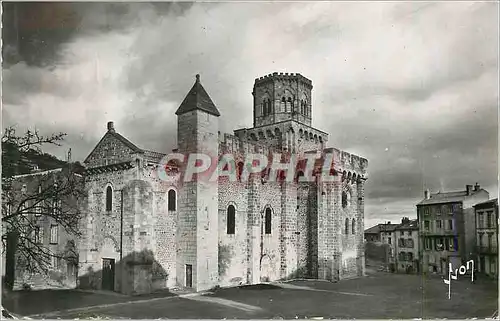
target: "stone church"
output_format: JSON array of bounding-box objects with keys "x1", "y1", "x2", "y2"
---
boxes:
[{"x1": 79, "y1": 72, "x2": 368, "y2": 294}]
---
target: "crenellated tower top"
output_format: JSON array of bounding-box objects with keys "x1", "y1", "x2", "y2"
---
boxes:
[{"x1": 252, "y1": 72, "x2": 313, "y2": 127}]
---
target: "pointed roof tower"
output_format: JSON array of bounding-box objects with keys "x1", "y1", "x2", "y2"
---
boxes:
[{"x1": 175, "y1": 74, "x2": 221, "y2": 117}]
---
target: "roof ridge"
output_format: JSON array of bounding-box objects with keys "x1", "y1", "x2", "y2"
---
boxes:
[
  {"x1": 111, "y1": 131, "x2": 142, "y2": 153},
  {"x1": 83, "y1": 130, "x2": 143, "y2": 164}
]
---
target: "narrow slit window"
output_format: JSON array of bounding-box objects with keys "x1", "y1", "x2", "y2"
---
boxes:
[
  {"x1": 106, "y1": 186, "x2": 113, "y2": 212},
  {"x1": 168, "y1": 189, "x2": 176, "y2": 211},
  {"x1": 227, "y1": 205, "x2": 235, "y2": 234},
  {"x1": 265, "y1": 208, "x2": 272, "y2": 234}
]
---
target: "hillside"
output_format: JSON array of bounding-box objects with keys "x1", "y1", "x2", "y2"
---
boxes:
[{"x1": 2, "y1": 141, "x2": 85, "y2": 178}]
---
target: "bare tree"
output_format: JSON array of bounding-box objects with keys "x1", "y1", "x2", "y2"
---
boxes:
[{"x1": 2, "y1": 126, "x2": 85, "y2": 286}]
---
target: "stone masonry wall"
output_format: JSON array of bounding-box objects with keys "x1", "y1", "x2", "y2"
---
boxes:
[
  {"x1": 253, "y1": 73, "x2": 313, "y2": 127},
  {"x1": 259, "y1": 180, "x2": 285, "y2": 281},
  {"x1": 176, "y1": 110, "x2": 219, "y2": 292},
  {"x1": 341, "y1": 178, "x2": 359, "y2": 279},
  {"x1": 296, "y1": 182, "x2": 312, "y2": 277},
  {"x1": 176, "y1": 111, "x2": 200, "y2": 289},
  {"x1": 218, "y1": 179, "x2": 248, "y2": 286},
  {"x1": 6, "y1": 170, "x2": 80, "y2": 291},
  {"x1": 81, "y1": 158, "x2": 178, "y2": 294},
  {"x1": 280, "y1": 182, "x2": 298, "y2": 279},
  {"x1": 84, "y1": 133, "x2": 137, "y2": 168},
  {"x1": 80, "y1": 168, "x2": 131, "y2": 291}
]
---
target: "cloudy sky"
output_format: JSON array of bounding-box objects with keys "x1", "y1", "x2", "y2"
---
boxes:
[{"x1": 2, "y1": 2, "x2": 498, "y2": 228}]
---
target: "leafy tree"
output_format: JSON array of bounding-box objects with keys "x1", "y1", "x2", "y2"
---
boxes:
[{"x1": 2, "y1": 126, "x2": 85, "y2": 289}]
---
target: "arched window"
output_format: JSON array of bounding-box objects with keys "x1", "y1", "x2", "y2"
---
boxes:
[
  {"x1": 352, "y1": 218, "x2": 356, "y2": 234},
  {"x1": 106, "y1": 186, "x2": 113, "y2": 212},
  {"x1": 342, "y1": 191, "x2": 348, "y2": 208},
  {"x1": 345, "y1": 218, "x2": 349, "y2": 234},
  {"x1": 262, "y1": 100, "x2": 266, "y2": 116},
  {"x1": 287, "y1": 97, "x2": 293, "y2": 113},
  {"x1": 237, "y1": 162, "x2": 244, "y2": 181},
  {"x1": 267, "y1": 99, "x2": 272, "y2": 114},
  {"x1": 282, "y1": 97, "x2": 286, "y2": 112},
  {"x1": 167, "y1": 189, "x2": 176, "y2": 211},
  {"x1": 296, "y1": 170, "x2": 304, "y2": 182},
  {"x1": 227, "y1": 205, "x2": 235, "y2": 234},
  {"x1": 278, "y1": 170, "x2": 287, "y2": 183},
  {"x1": 265, "y1": 208, "x2": 272, "y2": 234}
]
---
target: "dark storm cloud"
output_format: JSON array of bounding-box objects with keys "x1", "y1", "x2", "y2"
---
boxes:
[
  {"x1": 2, "y1": 2, "x2": 194, "y2": 67},
  {"x1": 2, "y1": 2, "x2": 497, "y2": 225}
]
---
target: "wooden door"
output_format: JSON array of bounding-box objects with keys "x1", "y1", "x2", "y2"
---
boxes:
[
  {"x1": 185, "y1": 264, "x2": 193, "y2": 288},
  {"x1": 102, "y1": 258, "x2": 115, "y2": 291}
]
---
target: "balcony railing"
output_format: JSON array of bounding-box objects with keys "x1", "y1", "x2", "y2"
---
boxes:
[
  {"x1": 420, "y1": 229, "x2": 455, "y2": 235},
  {"x1": 478, "y1": 246, "x2": 498, "y2": 254}
]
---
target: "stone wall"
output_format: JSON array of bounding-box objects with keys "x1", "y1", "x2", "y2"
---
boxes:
[
  {"x1": 176, "y1": 109, "x2": 219, "y2": 292},
  {"x1": 296, "y1": 182, "x2": 312, "y2": 277},
  {"x1": 252, "y1": 73, "x2": 313, "y2": 127},
  {"x1": 69, "y1": 72, "x2": 370, "y2": 294},
  {"x1": 80, "y1": 161, "x2": 178, "y2": 294},
  {"x1": 218, "y1": 179, "x2": 248, "y2": 286},
  {"x1": 84, "y1": 132, "x2": 138, "y2": 168},
  {"x1": 4, "y1": 169, "x2": 81, "y2": 291}
]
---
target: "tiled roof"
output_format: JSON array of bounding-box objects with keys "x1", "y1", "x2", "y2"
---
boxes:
[
  {"x1": 364, "y1": 225, "x2": 380, "y2": 234},
  {"x1": 364, "y1": 223, "x2": 399, "y2": 234},
  {"x1": 396, "y1": 219, "x2": 419, "y2": 230},
  {"x1": 175, "y1": 75, "x2": 221, "y2": 117},
  {"x1": 416, "y1": 189, "x2": 487, "y2": 205},
  {"x1": 142, "y1": 150, "x2": 167, "y2": 163},
  {"x1": 379, "y1": 224, "x2": 399, "y2": 232},
  {"x1": 473, "y1": 198, "x2": 498, "y2": 207}
]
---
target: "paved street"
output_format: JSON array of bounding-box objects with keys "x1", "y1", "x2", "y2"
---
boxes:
[{"x1": 3, "y1": 271, "x2": 497, "y2": 319}]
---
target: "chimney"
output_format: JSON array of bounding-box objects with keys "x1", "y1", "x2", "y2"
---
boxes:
[
  {"x1": 107, "y1": 121, "x2": 115, "y2": 132},
  {"x1": 466, "y1": 184, "x2": 473, "y2": 196},
  {"x1": 474, "y1": 182, "x2": 480, "y2": 191},
  {"x1": 424, "y1": 189, "x2": 430, "y2": 200}
]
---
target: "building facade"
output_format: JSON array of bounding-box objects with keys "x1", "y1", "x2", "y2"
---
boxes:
[
  {"x1": 364, "y1": 222, "x2": 398, "y2": 272},
  {"x1": 78, "y1": 73, "x2": 369, "y2": 294},
  {"x1": 394, "y1": 218, "x2": 419, "y2": 273},
  {"x1": 364, "y1": 225, "x2": 382, "y2": 242},
  {"x1": 474, "y1": 198, "x2": 498, "y2": 278},
  {"x1": 2, "y1": 168, "x2": 82, "y2": 290},
  {"x1": 417, "y1": 184, "x2": 489, "y2": 275}
]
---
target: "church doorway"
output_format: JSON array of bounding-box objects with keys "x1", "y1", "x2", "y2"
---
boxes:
[
  {"x1": 185, "y1": 264, "x2": 193, "y2": 288},
  {"x1": 102, "y1": 258, "x2": 115, "y2": 291},
  {"x1": 260, "y1": 255, "x2": 273, "y2": 282}
]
